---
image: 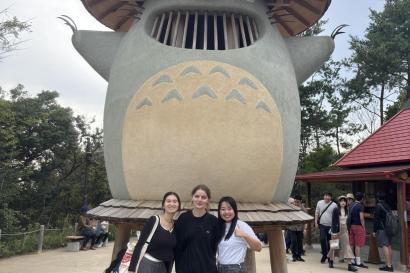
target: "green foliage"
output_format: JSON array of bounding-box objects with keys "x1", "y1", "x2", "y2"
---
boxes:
[
  {"x1": 385, "y1": 89, "x2": 408, "y2": 121},
  {"x1": 301, "y1": 144, "x2": 338, "y2": 173},
  {"x1": 0, "y1": 85, "x2": 111, "y2": 257},
  {"x1": 348, "y1": 0, "x2": 410, "y2": 125},
  {"x1": 0, "y1": 8, "x2": 31, "y2": 59},
  {"x1": 299, "y1": 60, "x2": 363, "y2": 162}
]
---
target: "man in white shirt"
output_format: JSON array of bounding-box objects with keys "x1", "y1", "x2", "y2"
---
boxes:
[{"x1": 315, "y1": 192, "x2": 337, "y2": 263}]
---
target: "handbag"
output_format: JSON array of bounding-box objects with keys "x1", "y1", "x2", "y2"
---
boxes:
[
  {"x1": 106, "y1": 215, "x2": 160, "y2": 273},
  {"x1": 329, "y1": 239, "x2": 340, "y2": 250}
]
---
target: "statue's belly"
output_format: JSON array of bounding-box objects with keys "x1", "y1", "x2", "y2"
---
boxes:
[{"x1": 122, "y1": 60, "x2": 283, "y2": 202}]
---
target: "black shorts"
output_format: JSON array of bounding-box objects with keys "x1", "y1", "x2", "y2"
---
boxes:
[{"x1": 376, "y1": 230, "x2": 392, "y2": 247}]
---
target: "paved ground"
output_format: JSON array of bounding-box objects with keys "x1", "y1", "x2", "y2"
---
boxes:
[{"x1": 0, "y1": 243, "x2": 406, "y2": 273}]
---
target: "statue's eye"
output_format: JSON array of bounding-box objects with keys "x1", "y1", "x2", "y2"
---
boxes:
[{"x1": 150, "y1": 11, "x2": 259, "y2": 50}]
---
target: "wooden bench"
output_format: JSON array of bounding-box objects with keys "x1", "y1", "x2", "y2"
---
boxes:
[{"x1": 65, "y1": 235, "x2": 85, "y2": 252}]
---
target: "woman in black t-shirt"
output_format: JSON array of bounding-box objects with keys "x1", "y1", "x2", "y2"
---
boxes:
[
  {"x1": 128, "y1": 192, "x2": 181, "y2": 273},
  {"x1": 175, "y1": 184, "x2": 222, "y2": 273}
]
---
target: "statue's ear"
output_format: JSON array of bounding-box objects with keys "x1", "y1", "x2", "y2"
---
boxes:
[
  {"x1": 72, "y1": 31, "x2": 125, "y2": 81},
  {"x1": 285, "y1": 36, "x2": 335, "y2": 85}
]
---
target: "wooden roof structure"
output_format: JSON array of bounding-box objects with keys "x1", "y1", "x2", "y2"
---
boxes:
[
  {"x1": 81, "y1": 0, "x2": 331, "y2": 36},
  {"x1": 335, "y1": 108, "x2": 410, "y2": 168},
  {"x1": 87, "y1": 198, "x2": 313, "y2": 226},
  {"x1": 295, "y1": 164, "x2": 410, "y2": 183}
]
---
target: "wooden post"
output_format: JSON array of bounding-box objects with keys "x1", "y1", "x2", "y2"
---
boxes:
[
  {"x1": 267, "y1": 227, "x2": 288, "y2": 273},
  {"x1": 37, "y1": 225, "x2": 44, "y2": 254},
  {"x1": 305, "y1": 182, "x2": 312, "y2": 248},
  {"x1": 397, "y1": 182, "x2": 409, "y2": 270},
  {"x1": 112, "y1": 223, "x2": 131, "y2": 261},
  {"x1": 366, "y1": 234, "x2": 381, "y2": 264},
  {"x1": 244, "y1": 249, "x2": 256, "y2": 273}
]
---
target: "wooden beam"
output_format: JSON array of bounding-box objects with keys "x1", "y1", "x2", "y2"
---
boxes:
[
  {"x1": 305, "y1": 182, "x2": 312, "y2": 247},
  {"x1": 163, "y1": 11, "x2": 173, "y2": 45},
  {"x1": 111, "y1": 223, "x2": 131, "y2": 261},
  {"x1": 284, "y1": 6, "x2": 310, "y2": 27},
  {"x1": 156, "y1": 13, "x2": 166, "y2": 41},
  {"x1": 268, "y1": 227, "x2": 288, "y2": 273},
  {"x1": 271, "y1": 15, "x2": 294, "y2": 36},
  {"x1": 245, "y1": 16, "x2": 254, "y2": 44},
  {"x1": 192, "y1": 11, "x2": 198, "y2": 49},
  {"x1": 85, "y1": 0, "x2": 106, "y2": 7},
  {"x1": 245, "y1": 249, "x2": 256, "y2": 273},
  {"x1": 223, "y1": 14, "x2": 228, "y2": 50},
  {"x1": 97, "y1": 2, "x2": 128, "y2": 20},
  {"x1": 231, "y1": 14, "x2": 239, "y2": 49},
  {"x1": 182, "y1": 11, "x2": 189, "y2": 48},
  {"x1": 294, "y1": 0, "x2": 322, "y2": 15},
  {"x1": 171, "y1": 11, "x2": 181, "y2": 47},
  {"x1": 239, "y1": 15, "x2": 247, "y2": 47},
  {"x1": 114, "y1": 10, "x2": 136, "y2": 31},
  {"x1": 397, "y1": 182, "x2": 409, "y2": 269}
]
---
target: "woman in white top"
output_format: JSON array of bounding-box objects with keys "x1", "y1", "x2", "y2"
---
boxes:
[{"x1": 217, "y1": 196, "x2": 262, "y2": 273}]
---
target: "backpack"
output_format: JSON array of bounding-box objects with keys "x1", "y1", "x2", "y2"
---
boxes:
[{"x1": 378, "y1": 203, "x2": 399, "y2": 237}]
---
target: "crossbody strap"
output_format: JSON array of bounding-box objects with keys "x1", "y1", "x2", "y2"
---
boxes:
[
  {"x1": 135, "y1": 215, "x2": 160, "y2": 271},
  {"x1": 318, "y1": 201, "x2": 333, "y2": 222}
]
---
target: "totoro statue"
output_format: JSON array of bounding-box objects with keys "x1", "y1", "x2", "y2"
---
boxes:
[{"x1": 60, "y1": 0, "x2": 335, "y2": 202}]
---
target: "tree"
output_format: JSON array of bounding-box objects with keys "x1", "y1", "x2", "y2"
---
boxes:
[
  {"x1": 0, "y1": 8, "x2": 31, "y2": 59},
  {"x1": 0, "y1": 85, "x2": 111, "y2": 231},
  {"x1": 385, "y1": 89, "x2": 408, "y2": 121},
  {"x1": 348, "y1": 0, "x2": 410, "y2": 125}
]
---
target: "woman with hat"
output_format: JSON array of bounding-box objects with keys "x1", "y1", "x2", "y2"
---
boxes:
[{"x1": 328, "y1": 196, "x2": 357, "y2": 272}]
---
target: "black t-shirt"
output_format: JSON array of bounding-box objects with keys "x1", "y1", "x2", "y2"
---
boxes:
[
  {"x1": 373, "y1": 201, "x2": 391, "y2": 232},
  {"x1": 174, "y1": 211, "x2": 221, "y2": 273},
  {"x1": 129, "y1": 216, "x2": 176, "y2": 272},
  {"x1": 349, "y1": 201, "x2": 364, "y2": 225}
]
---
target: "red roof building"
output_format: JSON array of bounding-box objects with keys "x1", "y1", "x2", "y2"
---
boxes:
[
  {"x1": 335, "y1": 108, "x2": 410, "y2": 167},
  {"x1": 295, "y1": 104, "x2": 410, "y2": 269}
]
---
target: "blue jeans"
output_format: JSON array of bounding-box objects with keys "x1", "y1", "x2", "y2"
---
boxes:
[{"x1": 319, "y1": 224, "x2": 331, "y2": 258}]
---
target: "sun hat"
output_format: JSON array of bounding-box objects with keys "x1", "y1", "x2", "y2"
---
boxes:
[{"x1": 346, "y1": 193, "x2": 354, "y2": 200}]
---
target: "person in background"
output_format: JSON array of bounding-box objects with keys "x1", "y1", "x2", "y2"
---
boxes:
[
  {"x1": 285, "y1": 197, "x2": 295, "y2": 254},
  {"x1": 373, "y1": 191, "x2": 394, "y2": 272},
  {"x1": 288, "y1": 195, "x2": 305, "y2": 262},
  {"x1": 346, "y1": 193, "x2": 355, "y2": 208},
  {"x1": 315, "y1": 192, "x2": 337, "y2": 263},
  {"x1": 347, "y1": 192, "x2": 368, "y2": 269},
  {"x1": 328, "y1": 196, "x2": 357, "y2": 272},
  {"x1": 78, "y1": 205, "x2": 97, "y2": 250},
  {"x1": 217, "y1": 196, "x2": 262, "y2": 273},
  {"x1": 95, "y1": 220, "x2": 109, "y2": 247}
]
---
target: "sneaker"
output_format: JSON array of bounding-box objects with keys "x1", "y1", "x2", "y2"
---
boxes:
[
  {"x1": 292, "y1": 257, "x2": 297, "y2": 262},
  {"x1": 321, "y1": 256, "x2": 327, "y2": 263},
  {"x1": 297, "y1": 257, "x2": 305, "y2": 262},
  {"x1": 379, "y1": 266, "x2": 394, "y2": 272},
  {"x1": 348, "y1": 264, "x2": 358, "y2": 272},
  {"x1": 356, "y1": 263, "x2": 368, "y2": 269},
  {"x1": 329, "y1": 260, "x2": 334, "y2": 268}
]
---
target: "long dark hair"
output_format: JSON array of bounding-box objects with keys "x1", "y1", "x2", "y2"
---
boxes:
[
  {"x1": 338, "y1": 197, "x2": 348, "y2": 216},
  {"x1": 162, "y1": 191, "x2": 181, "y2": 211},
  {"x1": 218, "y1": 196, "x2": 238, "y2": 241}
]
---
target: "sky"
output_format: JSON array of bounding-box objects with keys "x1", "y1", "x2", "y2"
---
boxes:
[{"x1": 0, "y1": 0, "x2": 386, "y2": 128}]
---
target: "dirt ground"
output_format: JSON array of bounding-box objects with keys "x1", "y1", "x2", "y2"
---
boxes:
[{"x1": 0, "y1": 243, "x2": 406, "y2": 273}]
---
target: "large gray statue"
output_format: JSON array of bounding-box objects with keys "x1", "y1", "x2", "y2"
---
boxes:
[{"x1": 60, "y1": 0, "x2": 335, "y2": 202}]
